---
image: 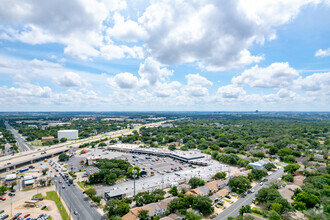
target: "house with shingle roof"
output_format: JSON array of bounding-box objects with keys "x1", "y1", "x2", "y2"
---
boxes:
[{"x1": 122, "y1": 197, "x2": 174, "y2": 220}]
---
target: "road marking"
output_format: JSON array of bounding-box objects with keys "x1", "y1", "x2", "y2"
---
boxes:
[{"x1": 219, "y1": 192, "x2": 255, "y2": 220}]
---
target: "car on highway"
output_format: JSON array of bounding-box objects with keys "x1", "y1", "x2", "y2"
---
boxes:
[{"x1": 0, "y1": 197, "x2": 6, "y2": 201}]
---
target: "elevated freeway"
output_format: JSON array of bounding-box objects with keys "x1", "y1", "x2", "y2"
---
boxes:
[{"x1": 0, "y1": 121, "x2": 166, "y2": 172}]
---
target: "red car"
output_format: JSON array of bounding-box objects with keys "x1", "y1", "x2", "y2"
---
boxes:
[
  {"x1": 24, "y1": 214, "x2": 30, "y2": 218},
  {"x1": 0, "y1": 197, "x2": 6, "y2": 201},
  {"x1": 59, "y1": 180, "x2": 62, "y2": 183}
]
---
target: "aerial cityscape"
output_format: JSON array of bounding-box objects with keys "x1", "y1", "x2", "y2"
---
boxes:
[{"x1": 0, "y1": 1, "x2": 329, "y2": 220}]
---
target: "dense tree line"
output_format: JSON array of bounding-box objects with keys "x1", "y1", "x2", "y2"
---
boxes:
[
  {"x1": 88, "y1": 159, "x2": 131, "y2": 184},
  {"x1": 11, "y1": 118, "x2": 127, "y2": 144}
]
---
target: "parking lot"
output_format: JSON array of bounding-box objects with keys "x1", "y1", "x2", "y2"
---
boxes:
[
  {"x1": 0, "y1": 186, "x2": 61, "y2": 220},
  {"x1": 116, "y1": 153, "x2": 186, "y2": 176},
  {"x1": 94, "y1": 152, "x2": 230, "y2": 197}
]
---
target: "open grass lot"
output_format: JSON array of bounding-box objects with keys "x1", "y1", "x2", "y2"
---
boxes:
[{"x1": 34, "y1": 191, "x2": 70, "y2": 220}]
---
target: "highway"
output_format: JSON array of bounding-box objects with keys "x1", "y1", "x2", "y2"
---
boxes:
[
  {"x1": 5, "y1": 121, "x2": 34, "y2": 151},
  {"x1": 213, "y1": 167, "x2": 284, "y2": 220},
  {"x1": 54, "y1": 174, "x2": 105, "y2": 220}
]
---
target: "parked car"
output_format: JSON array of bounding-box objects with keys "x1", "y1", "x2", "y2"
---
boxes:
[
  {"x1": 0, "y1": 197, "x2": 6, "y2": 201},
  {"x1": 14, "y1": 212, "x2": 22, "y2": 217},
  {"x1": 251, "y1": 189, "x2": 255, "y2": 193},
  {"x1": 0, "y1": 210, "x2": 3, "y2": 214},
  {"x1": 24, "y1": 214, "x2": 30, "y2": 218},
  {"x1": 0, "y1": 214, "x2": 9, "y2": 219},
  {"x1": 62, "y1": 185, "x2": 65, "y2": 189},
  {"x1": 225, "y1": 195, "x2": 231, "y2": 199},
  {"x1": 74, "y1": 211, "x2": 78, "y2": 215},
  {"x1": 8, "y1": 193, "x2": 15, "y2": 197},
  {"x1": 41, "y1": 206, "x2": 47, "y2": 210}
]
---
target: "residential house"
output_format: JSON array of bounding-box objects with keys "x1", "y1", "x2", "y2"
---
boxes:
[
  {"x1": 122, "y1": 197, "x2": 174, "y2": 220},
  {"x1": 248, "y1": 159, "x2": 270, "y2": 169}
]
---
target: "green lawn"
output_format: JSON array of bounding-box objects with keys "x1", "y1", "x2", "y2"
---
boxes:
[{"x1": 34, "y1": 191, "x2": 70, "y2": 220}]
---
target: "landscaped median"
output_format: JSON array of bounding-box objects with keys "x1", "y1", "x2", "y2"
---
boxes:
[{"x1": 34, "y1": 191, "x2": 70, "y2": 220}]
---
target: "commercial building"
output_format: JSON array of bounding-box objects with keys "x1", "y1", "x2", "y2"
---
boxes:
[
  {"x1": 5, "y1": 173, "x2": 17, "y2": 184},
  {"x1": 58, "y1": 130, "x2": 78, "y2": 140},
  {"x1": 104, "y1": 188, "x2": 126, "y2": 200},
  {"x1": 41, "y1": 136, "x2": 55, "y2": 142},
  {"x1": 23, "y1": 175, "x2": 35, "y2": 189},
  {"x1": 108, "y1": 144, "x2": 209, "y2": 165}
]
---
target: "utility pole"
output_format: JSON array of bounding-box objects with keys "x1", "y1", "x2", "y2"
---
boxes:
[{"x1": 10, "y1": 195, "x2": 12, "y2": 217}]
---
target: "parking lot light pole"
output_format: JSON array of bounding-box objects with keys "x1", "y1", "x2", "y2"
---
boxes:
[{"x1": 132, "y1": 169, "x2": 137, "y2": 197}]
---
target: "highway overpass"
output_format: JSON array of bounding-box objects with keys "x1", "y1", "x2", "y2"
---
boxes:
[{"x1": 0, "y1": 120, "x2": 166, "y2": 173}]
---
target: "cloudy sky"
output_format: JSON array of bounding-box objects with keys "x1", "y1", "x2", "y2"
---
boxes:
[{"x1": 0, "y1": 0, "x2": 330, "y2": 111}]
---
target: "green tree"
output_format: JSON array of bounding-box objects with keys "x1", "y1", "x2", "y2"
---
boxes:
[
  {"x1": 271, "y1": 203, "x2": 283, "y2": 214},
  {"x1": 169, "y1": 186, "x2": 178, "y2": 196},
  {"x1": 127, "y1": 166, "x2": 140, "y2": 178},
  {"x1": 0, "y1": 185, "x2": 8, "y2": 195},
  {"x1": 85, "y1": 188, "x2": 97, "y2": 198},
  {"x1": 294, "y1": 192, "x2": 320, "y2": 208},
  {"x1": 239, "y1": 205, "x2": 251, "y2": 216},
  {"x1": 282, "y1": 174, "x2": 294, "y2": 182},
  {"x1": 284, "y1": 164, "x2": 300, "y2": 174},
  {"x1": 251, "y1": 169, "x2": 268, "y2": 180},
  {"x1": 168, "y1": 145, "x2": 176, "y2": 151},
  {"x1": 192, "y1": 195, "x2": 214, "y2": 215},
  {"x1": 104, "y1": 199, "x2": 130, "y2": 217},
  {"x1": 188, "y1": 177, "x2": 205, "y2": 189},
  {"x1": 264, "y1": 163, "x2": 276, "y2": 171},
  {"x1": 228, "y1": 176, "x2": 251, "y2": 194},
  {"x1": 185, "y1": 211, "x2": 202, "y2": 220},
  {"x1": 138, "y1": 210, "x2": 149, "y2": 220},
  {"x1": 42, "y1": 168, "x2": 49, "y2": 176},
  {"x1": 59, "y1": 153, "x2": 69, "y2": 161},
  {"x1": 213, "y1": 172, "x2": 227, "y2": 180},
  {"x1": 60, "y1": 137, "x2": 67, "y2": 143},
  {"x1": 92, "y1": 196, "x2": 102, "y2": 204},
  {"x1": 168, "y1": 197, "x2": 190, "y2": 213},
  {"x1": 269, "y1": 210, "x2": 281, "y2": 220}
]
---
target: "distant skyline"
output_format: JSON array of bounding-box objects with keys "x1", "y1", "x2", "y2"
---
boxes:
[{"x1": 0, "y1": 0, "x2": 330, "y2": 111}]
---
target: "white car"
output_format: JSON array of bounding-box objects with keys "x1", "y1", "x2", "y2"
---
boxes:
[{"x1": 251, "y1": 189, "x2": 255, "y2": 193}]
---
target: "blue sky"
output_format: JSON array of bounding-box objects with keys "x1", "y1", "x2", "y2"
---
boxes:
[{"x1": 0, "y1": 0, "x2": 329, "y2": 111}]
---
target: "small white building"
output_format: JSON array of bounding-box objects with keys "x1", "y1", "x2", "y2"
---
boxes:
[
  {"x1": 58, "y1": 130, "x2": 78, "y2": 140},
  {"x1": 248, "y1": 159, "x2": 270, "y2": 169}
]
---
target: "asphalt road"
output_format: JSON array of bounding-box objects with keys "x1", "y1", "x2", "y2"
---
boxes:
[
  {"x1": 5, "y1": 121, "x2": 34, "y2": 151},
  {"x1": 213, "y1": 167, "x2": 284, "y2": 220},
  {"x1": 54, "y1": 175, "x2": 105, "y2": 220}
]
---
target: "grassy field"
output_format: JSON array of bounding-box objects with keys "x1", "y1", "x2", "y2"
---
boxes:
[{"x1": 34, "y1": 191, "x2": 70, "y2": 220}]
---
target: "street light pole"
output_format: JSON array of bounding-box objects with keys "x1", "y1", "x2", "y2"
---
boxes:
[{"x1": 132, "y1": 169, "x2": 137, "y2": 197}]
